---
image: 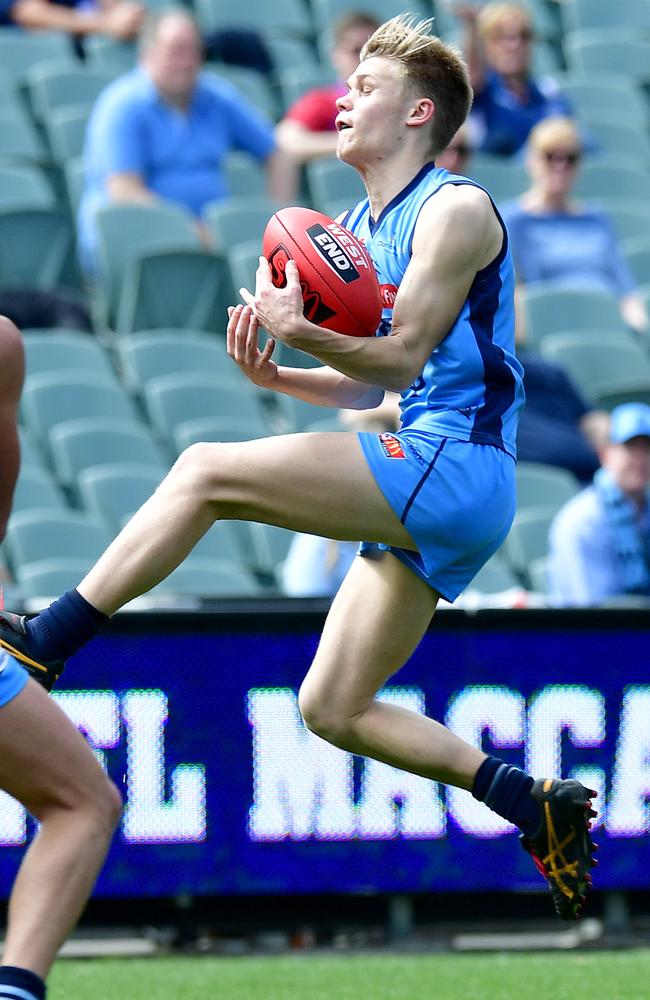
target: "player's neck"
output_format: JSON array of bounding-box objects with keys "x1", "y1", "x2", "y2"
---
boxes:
[{"x1": 359, "y1": 150, "x2": 433, "y2": 221}]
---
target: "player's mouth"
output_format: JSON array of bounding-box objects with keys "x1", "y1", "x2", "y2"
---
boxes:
[{"x1": 336, "y1": 119, "x2": 352, "y2": 132}]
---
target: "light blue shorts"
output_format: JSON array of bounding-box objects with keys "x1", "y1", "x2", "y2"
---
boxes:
[
  {"x1": 358, "y1": 430, "x2": 516, "y2": 602},
  {"x1": 0, "y1": 651, "x2": 29, "y2": 707}
]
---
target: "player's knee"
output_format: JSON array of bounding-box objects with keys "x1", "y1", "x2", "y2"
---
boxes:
[
  {"x1": 171, "y1": 442, "x2": 236, "y2": 499},
  {"x1": 99, "y1": 775, "x2": 123, "y2": 834},
  {"x1": 298, "y1": 685, "x2": 351, "y2": 748},
  {"x1": 74, "y1": 771, "x2": 122, "y2": 835}
]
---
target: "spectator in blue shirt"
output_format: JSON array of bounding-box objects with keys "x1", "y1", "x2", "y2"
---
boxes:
[
  {"x1": 501, "y1": 116, "x2": 649, "y2": 335},
  {"x1": 79, "y1": 9, "x2": 290, "y2": 270},
  {"x1": 453, "y1": 1, "x2": 570, "y2": 156},
  {"x1": 548, "y1": 403, "x2": 650, "y2": 607}
]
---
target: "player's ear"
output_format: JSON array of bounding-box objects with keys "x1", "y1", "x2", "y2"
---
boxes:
[{"x1": 407, "y1": 98, "x2": 434, "y2": 128}]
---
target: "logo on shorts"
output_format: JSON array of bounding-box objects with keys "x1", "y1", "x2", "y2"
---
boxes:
[{"x1": 378, "y1": 433, "x2": 406, "y2": 459}]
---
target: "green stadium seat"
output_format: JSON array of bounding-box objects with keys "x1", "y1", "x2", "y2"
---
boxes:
[
  {"x1": 564, "y1": 29, "x2": 650, "y2": 87},
  {"x1": 265, "y1": 37, "x2": 319, "y2": 73},
  {"x1": 82, "y1": 36, "x2": 136, "y2": 72},
  {"x1": 173, "y1": 415, "x2": 271, "y2": 453},
  {"x1": 467, "y1": 155, "x2": 529, "y2": 204},
  {"x1": 18, "y1": 427, "x2": 48, "y2": 471},
  {"x1": 17, "y1": 557, "x2": 96, "y2": 598},
  {"x1": 26, "y1": 62, "x2": 115, "y2": 122},
  {"x1": 555, "y1": 74, "x2": 648, "y2": 130},
  {"x1": 468, "y1": 556, "x2": 521, "y2": 595},
  {"x1": 539, "y1": 331, "x2": 650, "y2": 409},
  {"x1": 148, "y1": 558, "x2": 264, "y2": 597},
  {"x1": 0, "y1": 30, "x2": 74, "y2": 82},
  {"x1": 205, "y1": 65, "x2": 278, "y2": 121},
  {"x1": 622, "y1": 238, "x2": 650, "y2": 289},
  {"x1": 143, "y1": 373, "x2": 266, "y2": 445},
  {"x1": 77, "y1": 464, "x2": 163, "y2": 532},
  {"x1": 21, "y1": 371, "x2": 140, "y2": 448},
  {"x1": 117, "y1": 331, "x2": 241, "y2": 395},
  {"x1": 521, "y1": 285, "x2": 627, "y2": 345},
  {"x1": 49, "y1": 418, "x2": 169, "y2": 489},
  {"x1": 22, "y1": 330, "x2": 117, "y2": 383},
  {"x1": 0, "y1": 165, "x2": 55, "y2": 210},
  {"x1": 11, "y1": 466, "x2": 67, "y2": 514},
  {"x1": 63, "y1": 156, "x2": 84, "y2": 216},
  {"x1": 0, "y1": 207, "x2": 77, "y2": 289},
  {"x1": 194, "y1": 0, "x2": 313, "y2": 38},
  {"x1": 501, "y1": 506, "x2": 557, "y2": 589},
  {"x1": 203, "y1": 196, "x2": 280, "y2": 254},
  {"x1": 584, "y1": 120, "x2": 650, "y2": 166},
  {"x1": 574, "y1": 162, "x2": 650, "y2": 204},
  {"x1": 44, "y1": 105, "x2": 90, "y2": 164},
  {"x1": 516, "y1": 462, "x2": 581, "y2": 512},
  {"x1": 4, "y1": 508, "x2": 112, "y2": 576},
  {"x1": 305, "y1": 158, "x2": 365, "y2": 213},
  {"x1": 593, "y1": 201, "x2": 650, "y2": 243},
  {"x1": 0, "y1": 115, "x2": 48, "y2": 164},
  {"x1": 241, "y1": 521, "x2": 295, "y2": 583},
  {"x1": 276, "y1": 65, "x2": 336, "y2": 113},
  {"x1": 224, "y1": 153, "x2": 267, "y2": 198},
  {"x1": 562, "y1": 0, "x2": 650, "y2": 33}
]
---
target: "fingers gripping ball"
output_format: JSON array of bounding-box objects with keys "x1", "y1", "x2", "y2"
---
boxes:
[{"x1": 262, "y1": 207, "x2": 382, "y2": 337}]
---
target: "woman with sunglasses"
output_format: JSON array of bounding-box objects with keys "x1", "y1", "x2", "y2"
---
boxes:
[
  {"x1": 501, "y1": 116, "x2": 648, "y2": 335},
  {"x1": 452, "y1": 1, "x2": 571, "y2": 156}
]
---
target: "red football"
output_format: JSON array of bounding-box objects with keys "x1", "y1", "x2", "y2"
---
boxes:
[{"x1": 262, "y1": 206, "x2": 382, "y2": 337}]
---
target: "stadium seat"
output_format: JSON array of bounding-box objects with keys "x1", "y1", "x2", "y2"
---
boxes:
[
  {"x1": 594, "y1": 201, "x2": 650, "y2": 244},
  {"x1": 276, "y1": 65, "x2": 336, "y2": 113},
  {"x1": 203, "y1": 196, "x2": 280, "y2": 254},
  {"x1": 265, "y1": 36, "x2": 319, "y2": 73},
  {"x1": 173, "y1": 414, "x2": 271, "y2": 453},
  {"x1": 241, "y1": 521, "x2": 295, "y2": 582},
  {"x1": 4, "y1": 509, "x2": 113, "y2": 575},
  {"x1": 501, "y1": 506, "x2": 557, "y2": 589},
  {"x1": 21, "y1": 371, "x2": 141, "y2": 448},
  {"x1": 205, "y1": 65, "x2": 278, "y2": 122},
  {"x1": 0, "y1": 207, "x2": 77, "y2": 289},
  {"x1": 44, "y1": 104, "x2": 90, "y2": 164},
  {"x1": 18, "y1": 427, "x2": 48, "y2": 471},
  {"x1": 22, "y1": 331, "x2": 117, "y2": 383},
  {"x1": 555, "y1": 74, "x2": 648, "y2": 130},
  {"x1": 539, "y1": 331, "x2": 650, "y2": 409},
  {"x1": 224, "y1": 153, "x2": 266, "y2": 198},
  {"x1": 622, "y1": 238, "x2": 650, "y2": 289},
  {"x1": 227, "y1": 240, "x2": 264, "y2": 302},
  {"x1": 0, "y1": 30, "x2": 74, "y2": 82},
  {"x1": 25, "y1": 62, "x2": 115, "y2": 122},
  {"x1": 117, "y1": 331, "x2": 241, "y2": 395},
  {"x1": 516, "y1": 462, "x2": 581, "y2": 512},
  {"x1": 305, "y1": 158, "x2": 366, "y2": 213},
  {"x1": 194, "y1": 0, "x2": 312, "y2": 39},
  {"x1": 563, "y1": 29, "x2": 650, "y2": 87},
  {"x1": 187, "y1": 521, "x2": 247, "y2": 565},
  {"x1": 562, "y1": 0, "x2": 650, "y2": 33},
  {"x1": 521, "y1": 285, "x2": 627, "y2": 345},
  {"x1": 82, "y1": 36, "x2": 136, "y2": 72},
  {"x1": 467, "y1": 556, "x2": 521, "y2": 595},
  {"x1": 77, "y1": 464, "x2": 163, "y2": 532},
  {"x1": 466, "y1": 155, "x2": 529, "y2": 205},
  {"x1": 143, "y1": 373, "x2": 266, "y2": 444},
  {"x1": 0, "y1": 165, "x2": 55, "y2": 210},
  {"x1": 63, "y1": 156, "x2": 84, "y2": 216},
  {"x1": 11, "y1": 466, "x2": 67, "y2": 514},
  {"x1": 114, "y1": 247, "x2": 227, "y2": 335},
  {"x1": 574, "y1": 162, "x2": 650, "y2": 204},
  {"x1": 148, "y1": 558, "x2": 263, "y2": 597},
  {"x1": 17, "y1": 557, "x2": 97, "y2": 598},
  {"x1": 0, "y1": 115, "x2": 47, "y2": 164},
  {"x1": 93, "y1": 201, "x2": 203, "y2": 327},
  {"x1": 583, "y1": 120, "x2": 650, "y2": 166},
  {"x1": 528, "y1": 555, "x2": 550, "y2": 595},
  {"x1": 49, "y1": 418, "x2": 169, "y2": 489}
]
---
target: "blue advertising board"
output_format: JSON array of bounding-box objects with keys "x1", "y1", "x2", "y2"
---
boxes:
[{"x1": 1, "y1": 606, "x2": 648, "y2": 898}]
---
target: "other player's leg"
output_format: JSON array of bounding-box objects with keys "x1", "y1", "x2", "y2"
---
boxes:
[{"x1": 0, "y1": 675, "x2": 122, "y2": 982}]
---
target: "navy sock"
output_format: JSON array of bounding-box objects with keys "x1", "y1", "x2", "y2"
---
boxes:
[
  {"x1": 472, "y1": 755, "x2": 540, "y2": 837},
  {"x1": 24, "y1": 589, "x2": 108, "y2": 662},
  {"x1": 0, "y1": 965, "x2": 46, "y2": 1000}
]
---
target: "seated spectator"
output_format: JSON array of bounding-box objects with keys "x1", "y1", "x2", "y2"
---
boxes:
[
  {"x1": 548, "y1": 403, "x2": 650, "y2": 607},
  {"x1": 0, "y1": 287, "x2": 92, "y2": 333},
  {"x1": 79, "y1": 9, "x2": 290, "y2": 270},
  {"x1": 502, "y1": 117, "x2": 649, "y2": 335},
  {"x1": 2, "y1": 0, "x2": 143, "y2": 40},
  {"x1": 275, "y1": 12, "x2": 379, "y2": 166},
  {"x1": 517, "y1": 350, "x2": 609, "y2": 484},
  {"x1": 453, "y1": 2, "x2": 571, "y2": 156}
]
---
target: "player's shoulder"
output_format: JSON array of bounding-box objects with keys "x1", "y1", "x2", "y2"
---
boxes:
[{"x1": 416, "y1": 181, "x2": 498, "y2": 247}]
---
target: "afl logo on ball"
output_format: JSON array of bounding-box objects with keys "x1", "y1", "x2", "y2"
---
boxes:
[{"x1": 306, "y1": 224, "x2": 360, "y2": 284}]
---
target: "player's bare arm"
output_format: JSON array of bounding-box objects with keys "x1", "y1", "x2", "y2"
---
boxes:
[
  {"x1": 226, "y1": 304, "x2": 384, "y2": 410},
  {"x1": 241, "y1": 184, "x2": 502, "y2": 391}
]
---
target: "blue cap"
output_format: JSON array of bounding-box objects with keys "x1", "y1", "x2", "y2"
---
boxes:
[{"x1": 609, "y1": 403, "x2": 650, "y2": 444}]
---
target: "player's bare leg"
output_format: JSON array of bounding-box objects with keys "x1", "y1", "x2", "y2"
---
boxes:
[
  {"x1": 0, "y1": 680, "x2": 122, "y2": 978},
  {"x1": 75, "y1": 432, "x2": 418, "y2": 615},
  {"x1": 299, "y1": 550, "x2": 485, "y2": 789}
]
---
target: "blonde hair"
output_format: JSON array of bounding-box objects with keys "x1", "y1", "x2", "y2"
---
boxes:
[
  {"x1": 477, "y1": 2, "x2": 532, "y2": 40},
  {"x1": 528, "y1": 116, "x2": 581, "y2": 154},
  {"x1": 360, "y1": 13, "x2": 473, "y2": 154}
]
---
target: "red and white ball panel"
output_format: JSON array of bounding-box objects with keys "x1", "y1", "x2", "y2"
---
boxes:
[{"x1": 262, "y1": 207, "x2": 382, "y2": 338}]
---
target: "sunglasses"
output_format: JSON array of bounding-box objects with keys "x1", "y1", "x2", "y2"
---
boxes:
[
  {"x1": 542, "y1": 150, "x2": 581, "y2": 166},
  {"x1": 493, "y1": 29, "x2": 533, "y2": 43}
]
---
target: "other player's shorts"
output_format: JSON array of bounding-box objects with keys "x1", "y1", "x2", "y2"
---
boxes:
[
  {"x1": 0, "y1": 650, "x2": 29, "y2": 707},
  {"x1": 358, "y1": 430, "x2": 516, "y2": 602}
]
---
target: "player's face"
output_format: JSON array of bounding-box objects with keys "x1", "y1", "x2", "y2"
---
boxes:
[{"x1": 335, "y1": 57, "x2": 417, "y2": 166}]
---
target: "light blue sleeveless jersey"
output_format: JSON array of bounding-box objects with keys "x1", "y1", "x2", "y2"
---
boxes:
[{"x1": 342, "y1": 161, "x2": 525, "y2": 458}]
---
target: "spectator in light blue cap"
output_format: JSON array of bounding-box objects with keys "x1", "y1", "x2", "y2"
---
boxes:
[{"x1": 547, "y1": 403, "x2": 650, "y2": 606}]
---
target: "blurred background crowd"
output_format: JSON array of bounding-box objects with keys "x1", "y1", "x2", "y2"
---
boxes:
[{"x1": 1, "y1": 0, "x2": 649, "y2": 610}]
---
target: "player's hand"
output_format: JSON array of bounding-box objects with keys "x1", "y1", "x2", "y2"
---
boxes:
[
  {"x1": 239, "y1": 257, "x2": 306, "y2": 344},
  {"x1": 226, "y1": 303, "x2": 278, "y2": 389}
]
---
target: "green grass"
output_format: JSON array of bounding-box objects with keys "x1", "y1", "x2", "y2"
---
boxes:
[{"x1": 49, "y1": 950, "x2": 650, "y2": 1000}]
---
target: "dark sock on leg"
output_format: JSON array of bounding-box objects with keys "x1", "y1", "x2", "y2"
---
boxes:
[
  {"x1": 0, "y1": 965, "x2": 46, "y2": 1000},
  {"x1": 24, "y1": 589, "x2": 108, "y2": 662},
  {"x1": 472, "y1": 755, "x2": 540, "y2": 837}
]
